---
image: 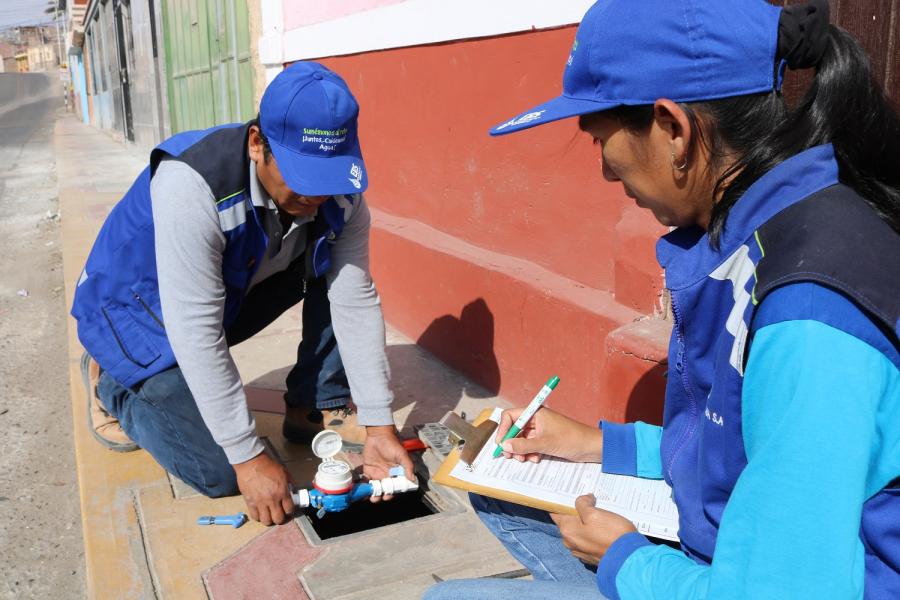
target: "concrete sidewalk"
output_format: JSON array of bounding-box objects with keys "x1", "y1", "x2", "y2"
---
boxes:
[{"x1": 56, "y1": 114, "x2": 520, "y2": 599}]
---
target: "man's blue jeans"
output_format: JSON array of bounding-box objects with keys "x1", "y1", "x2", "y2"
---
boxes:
[
  {"x1": 96, "y1": 270, "x2": 349, "y2": 498},
  {"x1": 422, "y1": 494, "x2": 609, "y2": 600}
]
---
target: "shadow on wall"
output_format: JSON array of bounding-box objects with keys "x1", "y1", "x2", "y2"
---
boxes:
[
  {"x1": 382, "y1": 344, "x2": 467, "y2": 432},
  {"x1": 375, "y1": 298, "x2": 501, "y2": 433},
  {"x1": 622, "y1": 362, "x2": 667, "y2": 425},
  {"x1": 416, "y1": 298, "x2": 501, "y2": 397}
]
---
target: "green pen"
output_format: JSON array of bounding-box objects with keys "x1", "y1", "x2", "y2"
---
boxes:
[{"x1": 492, "y1": 375, "x2": 560, "y2": 458}]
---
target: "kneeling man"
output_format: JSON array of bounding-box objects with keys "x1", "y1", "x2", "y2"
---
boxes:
[{"x1": 71, "y1": 62, "x2": 412, "y2": 525}]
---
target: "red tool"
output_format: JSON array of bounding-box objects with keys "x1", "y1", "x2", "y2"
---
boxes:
[{"x1": 401, "y1": 437, "x2": 427, "y2": 452}]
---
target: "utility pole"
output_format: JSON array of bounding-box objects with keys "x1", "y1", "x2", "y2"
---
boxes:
[
  {"x1": 55, "y1": 16, "x2": 63, "y2": 68},
  {"x1": 37, "y1": 24, "x2": 46, "y2": 71},
  {"x1": 61, "y1": 1, "x2": 71, "y2": 111},
  {"x1": 62, "y1": 1, "x2": 69, "y2": 66}
]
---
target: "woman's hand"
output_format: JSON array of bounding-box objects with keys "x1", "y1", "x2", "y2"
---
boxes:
[
  {"x1": 495, "y1": 406, "x2": 603, "y2": 463},
  {"x1": 550, "y1": 494, "x2": 637, "y2": 565}
]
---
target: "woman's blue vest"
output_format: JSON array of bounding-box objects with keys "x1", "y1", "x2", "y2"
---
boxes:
[
  {"x1": 657, "y1": 144, "x2": 900, "y2": 596},
  {"x1": 71, "y1": 122, "x2": 353, "y2": 388}
]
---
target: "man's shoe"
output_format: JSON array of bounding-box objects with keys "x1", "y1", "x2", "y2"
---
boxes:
[
  {"x1": 81, "y1": 352, "x2": 139, "y2": 452},
  {"x1": 282, "y1": 405, "x2": 367, "y2": 445}
]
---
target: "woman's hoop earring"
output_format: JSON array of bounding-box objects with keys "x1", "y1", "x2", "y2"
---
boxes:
[{"x1": 671, "y1": 151, "x2": 688, "y2": 171}]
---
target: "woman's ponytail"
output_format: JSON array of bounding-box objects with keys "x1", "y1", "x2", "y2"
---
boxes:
[
  {"x1": 798, "y1": 26, "x2": 900, "y2": 232},
  {"x1": 705, "y1": 14, "x2": 900, "y2": 245}
]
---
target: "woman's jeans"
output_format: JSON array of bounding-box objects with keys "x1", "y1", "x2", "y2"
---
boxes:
[
  {"x1": 95, "y1": 267, "x2": 349, "y2": 498},
  {"x1": 422, "y1": 494, "x2": 609, "y2": 599}
]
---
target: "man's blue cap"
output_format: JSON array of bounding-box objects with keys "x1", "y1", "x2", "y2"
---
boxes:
[
  {"x1": 260, "y1": 61, "x2": 367, "y2": 195},
  {"x1": 490, "y1": 0, "x2": 783, "y2": 136}
]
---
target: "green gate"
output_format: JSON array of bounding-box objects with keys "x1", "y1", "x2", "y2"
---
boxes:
[{"x1": 161, "y1": 0, "x2": 254, "y2": 132}]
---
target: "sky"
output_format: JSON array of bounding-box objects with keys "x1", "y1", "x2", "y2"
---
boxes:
[{"x1": 0, "y1": 0, "x2": 57, "y2": 30}]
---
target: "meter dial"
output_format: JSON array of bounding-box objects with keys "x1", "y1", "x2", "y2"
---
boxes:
[
  {"x1": 314, "y1": 459, "x2": 354, "y2": 492},
  {"x1": 318, "y1": 461, "x2": 351, "y2": 476}
]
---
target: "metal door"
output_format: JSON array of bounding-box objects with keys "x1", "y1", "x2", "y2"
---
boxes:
[
  {"x1": 97, "y1": 3, "x2": 122, "y2": 133},
  {"x1": 113, "y1": 0, "x2": 135, "y2": 141},
  {"x1": 160, "y1": 0, "x2": 254, "y2": 133}
]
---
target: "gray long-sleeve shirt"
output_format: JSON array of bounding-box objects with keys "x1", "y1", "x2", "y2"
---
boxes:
[{"x1": 149, "y1": 159, "x2": 393, "y2": 464}]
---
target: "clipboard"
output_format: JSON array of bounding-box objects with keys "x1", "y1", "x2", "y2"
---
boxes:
[{"x1": 431, "y1": 407, "x2": 578, "y2": 516}]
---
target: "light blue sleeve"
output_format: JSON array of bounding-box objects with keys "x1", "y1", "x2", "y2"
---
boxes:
[
  {"x1": 600, "y1": 319, "x2": 898, "y2": 600},
  {"x1": 601, "y1": 421, "x2": 663, "y2": 479},
  {"x1": 634, "y1": 423, "x2": 663, "y2": 479}
]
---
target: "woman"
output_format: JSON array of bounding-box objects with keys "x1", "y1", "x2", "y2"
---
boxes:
[{"x1": 425, "y1": 0, "x2": 899, "y2": 598}]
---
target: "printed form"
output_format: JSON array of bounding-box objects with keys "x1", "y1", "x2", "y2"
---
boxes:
[{"x1": 450, "y1": 409, "x2": 680, "y2": 541}]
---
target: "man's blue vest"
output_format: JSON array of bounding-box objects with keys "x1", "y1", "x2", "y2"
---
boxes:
[
  {"x1": 657, "y1": 145, "x2": 899, "y2": 596},
  {"x1": 71, "y1": 122, "x2": 354, "y2": 388}
]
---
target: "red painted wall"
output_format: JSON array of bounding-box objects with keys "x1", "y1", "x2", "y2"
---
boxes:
[
  {"x1": 309, "y1": 27, "x2": 670, "y2": 424},
  {"x1": 319, "y1": 27, "x2": 666, "y2": 312}
]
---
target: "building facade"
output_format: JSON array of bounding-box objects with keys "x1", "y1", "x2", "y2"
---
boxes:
[
  {"x1": 0, "y1": 41, "x2": 19, "y2": 73},
  {"x1": 6, "y1": 26, "x2": 60, "y2": 73},
  {"x1": 77, "y1": 0, "x2": 167, "y2": 150},
  {"x1": 73, "y1": 0, "x2": 257, "y2": 152},
  {"x1": 159, "y1": 0, "x2": 256, "y2": 132},
  {"x1": 66, "y1": 0, "x2": 90, "y2": 124},
  {"x1": 26, "y1": 41, "x2": 58, "y2": 71}
]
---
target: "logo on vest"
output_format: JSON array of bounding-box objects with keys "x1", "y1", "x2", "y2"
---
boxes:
[
  {"x1": 348, "y1": 163, "x2": 362, "y2": 189},
  {"x1": 709, "y1": 244, "x2": 756, "y2": 376},
  {"x1": 704, "y1": 406, "x2": 724, "y2": 427}
]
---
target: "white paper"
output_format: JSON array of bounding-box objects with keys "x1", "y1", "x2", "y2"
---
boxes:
[{"x1": 450, "y1": 409, "x2": 680, "y2": 542}]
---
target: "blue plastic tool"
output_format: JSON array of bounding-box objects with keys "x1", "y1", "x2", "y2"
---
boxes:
[{"x1": 197, "y1": 512, "x2": 247, "y2": 528}]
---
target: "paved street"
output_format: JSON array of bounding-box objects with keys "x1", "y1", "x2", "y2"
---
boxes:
[{"x1": 0, "y1": 72, "x2": 85, "y2": 599}]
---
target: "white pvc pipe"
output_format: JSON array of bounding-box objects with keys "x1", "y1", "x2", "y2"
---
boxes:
[
  {"x1": 292, "y1": 488, "x2": 311, "y2": 508},
  {"x1": 370, "y1": 476, "x2": 419, "y2": 497}
]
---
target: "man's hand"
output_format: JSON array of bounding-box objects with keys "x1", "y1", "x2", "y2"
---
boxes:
[
  {"x1": 496, "y1": 406, "x2": 603, "y2": 463},
  {"x1": 361, "y1": 425, "x2": 415, "y2": 503},
  {"x1": 550, "y1": 494, "x2": 637, "y2": 565},
  {"x1": 233, "y1": 451, "x2": 295, "y2": 526}
]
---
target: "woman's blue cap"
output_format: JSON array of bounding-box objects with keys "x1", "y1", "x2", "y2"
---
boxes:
[
  {"x1": 490, "y1": 0, "x2": 783, "y2": 136},
  {"x1": 260, "y1": 61, "x2": 367, "y2": 195}
]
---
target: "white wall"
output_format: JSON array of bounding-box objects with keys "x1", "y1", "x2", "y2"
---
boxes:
[{"x1": 259, "y1": 0, "x2": 594, "y2": 79}]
